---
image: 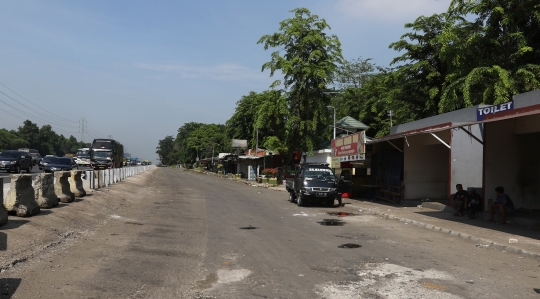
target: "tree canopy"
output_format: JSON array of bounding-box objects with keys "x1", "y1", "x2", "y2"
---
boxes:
[{"x1": 159, "y1": 2, "x2": 540, "y2": 166}]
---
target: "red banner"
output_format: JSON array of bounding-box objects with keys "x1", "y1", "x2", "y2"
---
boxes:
[{"x1": 331, "y1": 131, "x2": 366, "y2": 160}]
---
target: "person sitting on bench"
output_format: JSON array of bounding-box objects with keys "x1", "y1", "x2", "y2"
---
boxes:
[
  {"x1": 451, "y1": 184, "x2": 469, "y2": 217},
  {"x1": 465, "y1": 188, "x2": 482, "y2": 219},
  {"x1": 488, "y1": 186, "x2": 515, "y2": 224}
]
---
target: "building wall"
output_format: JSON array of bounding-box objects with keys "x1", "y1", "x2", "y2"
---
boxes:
[
  {"x1": 485, "y1": 115, "x2": 540, "y2": 209},
  {"x1": 306, "y1": 151, "x2": 331, "y2": 164},
  {"x1": 450, "y1": 125, "x2": 484, "y2": 195},
  {"x1": 404, "y1": 131, "x2": 450, "y2": 200}
]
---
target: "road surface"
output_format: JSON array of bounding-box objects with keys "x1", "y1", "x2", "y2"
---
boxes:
[{"x1": 0, "y1": 168, "x2": 537, "y2": 298}]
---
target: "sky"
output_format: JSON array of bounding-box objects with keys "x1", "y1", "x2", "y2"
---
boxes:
[{"x1": 0, "y1": 0, "x2": 451, "y2": 162}]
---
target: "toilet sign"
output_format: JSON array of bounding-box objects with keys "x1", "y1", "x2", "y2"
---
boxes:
[{"x1": 477, "y1": 101, "x2": 514, "y2": 121}]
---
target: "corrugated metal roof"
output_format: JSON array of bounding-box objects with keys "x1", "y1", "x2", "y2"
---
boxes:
[{"x1": 335, "y1": 116, "x2": 369, "y2": 130}]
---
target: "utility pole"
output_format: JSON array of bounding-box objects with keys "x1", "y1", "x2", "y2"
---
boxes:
[
  {"x1": 255, "y1": 127, "x2": 259, "y2": 156},
  {"x1": 387, "y1": 110, "x2": 394, "y2": 127},
  {"x1": 79, "y1": 117, "x2": 87, "y2": 143}
]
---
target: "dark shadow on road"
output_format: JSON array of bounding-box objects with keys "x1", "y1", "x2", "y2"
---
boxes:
[
  {"x1": 0, "y1": 232, "x2": 6, "y2": 251},
  {"x1": 415, "y1": 210, "x2": 540, "y2": 241},
  {"x1": 0, "y1": 278, "x2": 22, "y2": 298},
  {"x1": 0, "y1": 220, "x2": 29, "y2": 230}
]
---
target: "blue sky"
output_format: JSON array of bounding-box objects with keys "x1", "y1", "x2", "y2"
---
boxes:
[{"x1": 0, "y1": 0, "x2": 450, "y2": 161}]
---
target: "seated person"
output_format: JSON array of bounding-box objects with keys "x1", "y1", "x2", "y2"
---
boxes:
[
  {"x1": 451, "y1": 184, "x2": 469, "y2": 216},
  {"x1": 488, "y1": 186, "x2": 515, "y2": 224},
  {"x1": 465, "y1": 188, "x2": 482, "y2": 219}
]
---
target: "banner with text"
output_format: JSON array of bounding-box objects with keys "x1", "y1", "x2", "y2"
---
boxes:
[{"x1": 331, "y1": 131, "x2": 366, "y2": 161}]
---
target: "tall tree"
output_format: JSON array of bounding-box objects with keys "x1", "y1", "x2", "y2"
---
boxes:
[
  {"x1": 174, "y1": 122, "x2": 203, "y2": 165},
  {"x1": 438, "y1": 0, "x2": 540, "y2": 111},
  {"x1": 226, "y1": 91, "x2": 266, "y2": 147},
  {"x1": 258, "y1": 8, "x2": 343, "y2": 162},
  {"x1": 0, "y1": 129, "x2": 28, "y2": 151},
  {"x1": 17, "y1": 120, "x2": 40, "y2": 149},
  {"x1": 389, "y1": 13, "x2": 448, "y2": 119},
  {"x1": 156, "y1": 135, "x2": 175, "y2": 165},
  {"x1": 187, "y1": 124, "x2": 229, "y2": 160}
]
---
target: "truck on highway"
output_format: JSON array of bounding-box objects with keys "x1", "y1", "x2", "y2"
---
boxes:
[
  {"x1": 285, "y1": 162, "x2": 339, "y2": 207},
  {"x1": 76, "y1": 148, "x2": 91, "y2": 167},
  {"x1": 90, "y1": 139, "x2": 124, "y2": 169}
]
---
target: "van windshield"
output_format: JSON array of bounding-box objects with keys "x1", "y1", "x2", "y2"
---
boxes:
[
  {"x1": 304, "y1": 168, "x2": 335, "y2": 180},
  {"x1": 77, "y1": 149, "x2": 90, "y2": 158}
]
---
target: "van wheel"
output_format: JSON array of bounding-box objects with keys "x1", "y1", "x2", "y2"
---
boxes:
[
  {"x1": 289, "y1": 191, "x2": 296, "y2": 203},
  {"x1": 297, "y1": 194, "x2": 304, "y2": 207}
]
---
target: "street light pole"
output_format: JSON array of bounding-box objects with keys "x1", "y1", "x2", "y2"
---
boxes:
[
  {"x1": 387, "y1": 110, "x2": 394, "y2": 127},
  {"x1": 326, "y1": 106, "x2": 336, "y2": 140}
]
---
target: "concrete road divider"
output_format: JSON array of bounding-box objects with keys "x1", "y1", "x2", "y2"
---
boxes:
[
  {"x1": 0, "y1": 178, "x2": 7, "y2": 226},
  {"x1": 54, "y1": 171, "x2": 75, "y2": 203},
  {"x1": 34, "y1": 173, "x2": 59, "y2": 208},
  {"x1": 4, "y1": 174, "x2": 40, "y2": 217},
  {"x1": 70, "y1": 170, "x2": 86, "y2": 197}
]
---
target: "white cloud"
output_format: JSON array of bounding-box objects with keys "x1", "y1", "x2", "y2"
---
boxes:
[
  {"x1": 133, "y1": 62, "x2": 269, "y2": 82},
  {"x1": 336, "y1": 0, "x2": 450, "y2": 22}
]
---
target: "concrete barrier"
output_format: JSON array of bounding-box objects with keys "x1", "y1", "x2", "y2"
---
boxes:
[
  {"x1": 82, "y1": 165, "x2": 154, "y2": 190},
  {"x1": 4, "y1": 174, "x2": 40, "y2": 217},
  {"x1": 34, "y1": 173, "x2": 59, "y2": 208},
  {"x1": 54, "y1": 171, "x2": 75, "y2": 203},
  {"x1": 70, "y1": 170, "x2": 86, "y2": 197},
  {"x1": 0, "y1": 178, "x2": 8, "y2": 226}
]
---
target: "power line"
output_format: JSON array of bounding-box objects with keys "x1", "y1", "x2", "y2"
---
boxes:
[
  {"x1": 0, "y1": 106, "x2": 27, "y2": 121},
  {"x1": 0, "y1": 91, "x2": 78, "y2": 128},
  {"x1": 0, "y1": 81, "x2": 79, "y2": 123}
]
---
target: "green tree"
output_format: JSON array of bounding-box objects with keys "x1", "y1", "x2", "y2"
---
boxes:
[
  {"x1": 438, "y1": 0, "x2": 540, "y2": 111},
  {"x1": 174, "y1": 122, "x2": 204, "y2": 165},
  {"x1": 332, "y1": 57, "x2": 380, "y2": 123},
  {"x1": 156, "y1": 135, "x2": 175, "y2": 165},
  {"x1": 389, "y1": 13, "x2": 448, "y2": 118},
  {"x1": 226, "y1": 91, "x2": 266, "y2": 147},
  {"x1": 187, "y1": 124, "x2": 229, "y2": 160},
  {"x1": 17, "y1": 120, "x2": 40, "y2": 149},
  {"x1": 37, "y1": 125, "x2": 59, "y2": 155},
  {"x1": 0, "y1": 129, "x2": 28, "y2": 151},
  {"x1": 258, "y1": 8, "x2": 342, "y2": 161}
]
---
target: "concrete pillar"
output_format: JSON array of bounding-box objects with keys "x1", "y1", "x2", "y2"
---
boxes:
[
  {"x1": 54, "y1": 171, "x2": 75, "y2": 203},
  {"x1": 70, "y1": 170, "x2": 86, "y2": 197},
  {"x1": 4, "y1": 174, "x2": 40, "y2": 217},
  {"x1": 34, "y1": 173, "x2": 59, "y2": 208},
  {"x1": 0, "y1": 178, "x2": 8, "y2": 226},
  {"x1": 93, "y1": 170, "x2": 101, "y2": 189}
]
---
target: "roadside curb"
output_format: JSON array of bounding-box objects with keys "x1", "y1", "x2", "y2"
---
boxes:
[{"x1": 350, "y1": 205, "x2": 540, "y2": 261}]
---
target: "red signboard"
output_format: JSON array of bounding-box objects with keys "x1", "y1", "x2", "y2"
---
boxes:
[{"x1": 331, "y1": 131, "x2": 366, "y2": 161}]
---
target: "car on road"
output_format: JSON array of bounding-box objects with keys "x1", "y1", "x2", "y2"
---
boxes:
[
  {"x1": 43, "y1": 157, "x2": 76, "y2": 173},
  {"x1": 30, "y1": 152, "x2": 42, "y2": 166},
  {"x1": 285, "y1": 162, "x2": 338, "y2": 207},
  {"x1": 0, "y1": 150, "x2": 33, "y2": 173},
  {"x1": 39, "y1": 155, "x2": 56, "y2": 170}
]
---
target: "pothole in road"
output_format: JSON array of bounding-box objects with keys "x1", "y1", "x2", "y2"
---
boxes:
[
  {"x1": 239, "y1": 226, "x2": 258, "y2": 230},
  {"x1": 326, "y1": 211, "x2": 358, "y2": 217},
  {"x1": 338, "y1": 243, "x2": 362, "y2": 248},
  {"x1": 317, "y1": 219, "x2": 345, "y2": 226}
]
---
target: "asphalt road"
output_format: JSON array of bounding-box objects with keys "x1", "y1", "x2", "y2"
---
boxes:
[{"x1": 0, "y1": 168, "x2": 538, "y2": 298}]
